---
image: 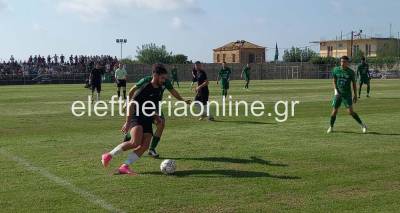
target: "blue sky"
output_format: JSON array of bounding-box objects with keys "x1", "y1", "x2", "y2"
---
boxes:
[{"x1": 1, "y1": 0, "x2": 400, "y2": 62}]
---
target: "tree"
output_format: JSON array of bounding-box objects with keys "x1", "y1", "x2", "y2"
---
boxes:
[
  {"x1": 283, "y1": 47, "x2": 317, "y2": 62},
  {"x1": 169, "y1": 54, "x2": 189, "y2": 64},
  {"x1": 135, "y1": 43, "x2": 189, "y2": 64},
  {"x1": 136, "y1": 43, "x2": 173, "y2": 64}
]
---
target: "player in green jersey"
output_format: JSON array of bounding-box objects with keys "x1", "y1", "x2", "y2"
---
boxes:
[
  {"x1": 327, "y1": 56, "x2": 367, "y2": 134},
  {"x1": 124, "y1": 67, "x2": 190, "y2": 158},
  {"x1": 357, "y1": 57, "x2": 371, "y2": 98},
  {"x1": 217, "y1": 62, "x2": 232, "y2": 97},
  {"x1": 170, "y1": 65, "x2": 180, "y2": 88},
  {"x1": 241, "y1": 63, "x2": 251, "y2": 89}
]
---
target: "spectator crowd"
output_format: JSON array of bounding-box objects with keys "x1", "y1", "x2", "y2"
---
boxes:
[{"x1": 0, "y1": 54, "x2": 119, "y2": 80}]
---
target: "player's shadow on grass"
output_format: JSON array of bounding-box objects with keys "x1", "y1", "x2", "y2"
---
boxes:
[
  {"x1": 335, "y1": 131, "x2": 400, "y2": 136},
  {"x1": 213, "y1": 120, "x2": 274, "y2": 125},
  {"x1": 158, "y1": 156, "x2": 288, "y2": 167},
  {"x1": 144, "y1": 169, "x2": 300, "y2": 179}
]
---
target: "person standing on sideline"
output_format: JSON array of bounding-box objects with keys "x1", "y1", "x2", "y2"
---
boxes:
[{"x1": 115, "y1": 63, "x2": 128, "y2": 99}]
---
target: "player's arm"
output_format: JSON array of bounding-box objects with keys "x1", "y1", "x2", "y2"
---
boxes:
[
  {"x1": 333, "y1": 75, "x2": 340, "y2": 96},
  {"x1": 197, "y1": 80, "x2": 209, "y2": 91},
  {"x1": 128, "y1": 85, "x2": 138, "y2": 101},
  {"x1": 169, "y1": 89, "x2": 191, "y2": 104},
  {"x1": 216, "y1": 71, "x2": 220, "y2": 84}
]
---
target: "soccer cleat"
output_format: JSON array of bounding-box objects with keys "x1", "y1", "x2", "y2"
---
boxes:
[
  {"x1": 208, "y1": 116, "x2": 215, "y2": 121},
  {"x1": 148, "y1": 149, "x2": 160, "y2": 158},
  {"x1": 362, "y1": 125, "x2": 368, "y2": 134},
  {"x1": 366, "y1": 94, "x2": 370, "y2": 98},
  {"x1": 327, "y1": 127, "x2": 333, "y2": 134},
  {"x1": 101, "y1": 153, "x2": 112, "y2": 168},
  {"x1": 117, "y1": 164, "x2": 136, "y2": 175}
]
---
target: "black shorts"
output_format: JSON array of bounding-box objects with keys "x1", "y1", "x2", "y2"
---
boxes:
[
  {"x1": 130, "y1": 115, "x2": 153, "y2": 135},
  {"x1": 117, "y1": 79, "x2": 126, "y2": 87},
  {"x1": 91, "y1": 81, "x2": 101, "y2": 93},
  {"x1": 195, "y1": 93, "x2": 209, "y2": 105}
]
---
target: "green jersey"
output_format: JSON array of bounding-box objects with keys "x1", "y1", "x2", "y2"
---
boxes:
[
  {"x1": 171, "y1": 68, "x2": 178, "y2": 80},
  {"x1": 136, "y1": 76, "x2": 173, "y2": 98},
  {"x1": 219, "y1": 67, "x2": 231, "y2": 81},
  {"x1": 242, "y1": 67, "x2": 250, "y2": 78},
  {"x1": 357, "y1": 63, "x2": 370, "y2": 80},
  {"x1": 332, "y1": 66, "x2": 355, "y2": 97}
]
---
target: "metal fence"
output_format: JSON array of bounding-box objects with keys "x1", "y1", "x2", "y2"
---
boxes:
[{"x1": 1, "y1": 63, "x2": 399, "y2": 85}]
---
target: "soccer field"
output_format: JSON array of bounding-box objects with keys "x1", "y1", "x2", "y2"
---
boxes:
[{"x1": 0, "y1": 80, "x2": 399, "y2": 212}]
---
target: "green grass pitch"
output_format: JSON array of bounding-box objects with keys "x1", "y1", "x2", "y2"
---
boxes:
[{"x1": 0, "y1": 80, "x2": 399, "y2": 212}]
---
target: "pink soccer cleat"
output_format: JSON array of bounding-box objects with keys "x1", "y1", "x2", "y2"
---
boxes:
[
  {"x1": 101, "y1": 153, "x2": 112, "y2": 168},
  {"x1": 117, "y1": 164, "x2": 137, "y2": 175}
]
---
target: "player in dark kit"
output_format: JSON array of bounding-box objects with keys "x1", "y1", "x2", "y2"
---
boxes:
[
  {"x1": 90, "y1": 62, "x2": 104, "y2": 102},
  {"x1": 327, "y1": 56, "x2": 367, "y2": 134},
  {"x1": 190, "y1": 65, "x2": 198, "y2": 89},
  {"x1": 101, "y1": 64, "x2": 167, "y2": 175},
  {"x1": 194, "y1": 61, "x2": 214, "y2": 121},
  {"x1": 357, "y1": 57, "x2": 371, "y2": 98},
  {"x1": 123, "y1": 73, "x2": 190, "y2": 158}
]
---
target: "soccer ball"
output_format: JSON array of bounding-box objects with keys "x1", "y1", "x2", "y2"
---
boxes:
[{"x1": 160, "y1": 159, "x2": 176, "y2": 175}]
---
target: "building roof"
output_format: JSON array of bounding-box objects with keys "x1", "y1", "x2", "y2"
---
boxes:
[
  {"x1": 214, "y1": 40, "x2": 265, "y2": 51},
  {"x1": 311, "y1": 37, "x2": 400, "y2": 44}
]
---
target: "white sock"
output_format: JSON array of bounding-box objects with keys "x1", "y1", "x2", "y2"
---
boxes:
[
  {"x1": 124, "y1": 152, "x2": 140, "y2": 165},
  {"x1": 96, "y1": 93, "x2": 100, "y2": 101},
  {"x1": 109, "y1": 143, "x2": 124, "y2": 156}
]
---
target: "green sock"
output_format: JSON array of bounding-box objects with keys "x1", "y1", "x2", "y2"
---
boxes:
[
  {"x1": 351, "y1": 113, "x2": 363, "y2": 125},
  {"x1": 150, "y1": 136, "x2": 160, "y2": 150},
  {"x1": 330, "y1": 115, "x2": 336, "y2": 127}
]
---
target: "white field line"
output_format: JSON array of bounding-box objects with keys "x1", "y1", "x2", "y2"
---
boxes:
[{"x1": 0, "y1": 149, "x2": 124, "y2": 213}]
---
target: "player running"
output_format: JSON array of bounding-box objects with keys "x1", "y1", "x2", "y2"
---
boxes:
[
  {"x1": 114, "y1": 63, "x2": 128, "y2": 99},
  {"x1": 217, "y1": 62, "x2": 232, "y2": 97},
  {"x1": 327, "y1": 56, "x2": 367, "y2": 134},
  {"x1": 241, "y1": 63, "x2": 251, "y2": 89},
  {"x1": 170, "y1": 65, "x2": 180, "y2": 88},
  {"x1": 89, "y1": 62, "x2": 104, "y2": 102},
  {"x1": 124, "y1": 71, "x2": 190, "y2": 158},
  {"x1": 194, "y1": 61, "x2": 214, "y2": 121},
  {"x1": 101, "y1": 64, "x2": 168, "y2": 175},
  {"x1": 357, "y1": 57, "x2": 371, "y2": 98}
]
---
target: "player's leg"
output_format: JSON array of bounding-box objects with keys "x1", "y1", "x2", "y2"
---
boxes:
[
  {"x1": 118, "y1": 120, "x2": 153, "y2": 175},
  {"x1": 328, "y1": 95, "x2": 341, "y2": 133},
  {"x1": 366, "y1": 81, "x2": 371, "y2": 97},
  {"x1": 245, "y1": 79, "x2": 249, "y2": 89},
  {"x1": 101, "y1": 123, "x2": 143, "y2": 167},
  {"x1": 96, "y1": 84, "x2": 101, "y2": 101},
  {"x1": 358, "y1": 82, "x2": 363, "y2": 98},
  {"x1": 148, "y1": 116, "x2": 165, "y2": 158},
  {"x1": 176, "y1": 79, "x2": 180, "y2": 88},
  {"x1": 122, "y1": 81, "x2": 127, "y2": 100},
  {"x1": 347, "y1": 106, "x2": 367, "y2": 133},
  {"x1": 117, "y1": 84, "x2": 121, "y2": 99}
]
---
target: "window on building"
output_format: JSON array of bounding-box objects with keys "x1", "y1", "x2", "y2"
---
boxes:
[
  {"x1": 232, "y1": 54, "x2": 236, "y2": 63},
  {"x1": 223, "y1": 54, "x2": 226, "y2": 62},
  {"x1": 216, "y1": 54, "x2": 220, "y2": 63},
  {"x1": 338, "y1": 43, "x2": 343, "y2": 48},
  {"x1": 248, "y1": 53, "x2": 255, "y2": 63}
]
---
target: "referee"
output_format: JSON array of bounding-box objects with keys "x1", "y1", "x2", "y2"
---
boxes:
[{"x1": 115, "y1": 63, "x2": 128, "y2": 99}]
